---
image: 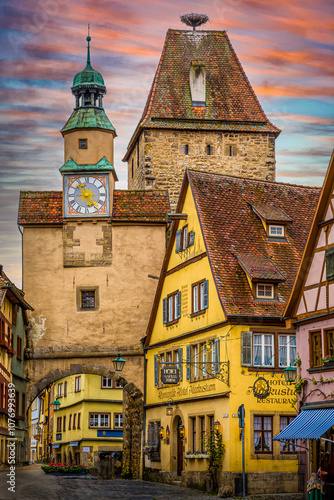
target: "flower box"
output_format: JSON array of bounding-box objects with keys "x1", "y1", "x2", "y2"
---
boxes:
[
  {"x1": 323, "y1": 360, "x2": 334, "y2": 368},
  {"x1": 41, "y1": 463, "x2": 88, "y2": 475},
  {"x1": 185, "y1": 453, "x2": 209, "y2": 459}
]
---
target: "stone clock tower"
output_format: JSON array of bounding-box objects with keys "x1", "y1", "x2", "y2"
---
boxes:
[{"x1": 61, "y1": 35, "x2": 117, "y2": 220}]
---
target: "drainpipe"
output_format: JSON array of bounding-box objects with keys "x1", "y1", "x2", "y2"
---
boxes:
[{"x1": 141, "y1": 347, "x2": 147, "y2": 479}]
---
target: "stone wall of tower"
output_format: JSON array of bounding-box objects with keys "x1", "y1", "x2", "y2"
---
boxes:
[{"x1": 127, "y1": 129, "x2": 276, "y2": 210}]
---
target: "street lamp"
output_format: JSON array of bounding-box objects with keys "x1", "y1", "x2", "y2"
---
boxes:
[
  {"x1": 52, "y1": 399, "x2": 61, "y2": 411},
  {"x1": 112, "y1": 352, "x2": 126, "y2": 372},
  {"x1": 282, "y1": 366, "x2": 297, "y2": 384}
]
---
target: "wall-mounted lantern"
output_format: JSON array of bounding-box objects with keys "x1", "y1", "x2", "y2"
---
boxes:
[
  {"x1": 112, "y1": 352, "x2": 126, "y2": 372},
  {"x1": 178, "y1": 424, "x2": 185, "y2": 439},
  {"x1": 214, "y1": 420, "x2": 220, "y2": 432},
  {"x1": 158, "y1": 425, "x2": 164, "y2": 440},
  {"x1": 166, "y1": 425, "x2": 170, "y2": 443},
  {"x1": 52, "y1": 399, "x2": 61, "y2": 411},
  {"x1": 282, "y1": 366, "x2": 297, "y2": 384},
  {"x1": 166, "y1": 401, "x2": 173, "y2": 416}
]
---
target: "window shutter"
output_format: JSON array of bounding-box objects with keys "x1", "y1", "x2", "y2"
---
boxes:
[
  {"x1": 188, "y1": 231, "x2": 195, "y2": 246},
  {"x1": 154, "y1": 355, "x2": 159, "y2": 386},
  {"x1": 186, "y1": 345, "x2": 191, "y2": 380},
  {"x1": 203, "y1": 280, "x2": 209, "y2": 309},
  {"x1": 178, "y1": 348, "x2": 183, "y2": 381},
  {"x1": 162, "y1": 298, "x2": 167, "y2": 324},
  {"x1": 232, "y1": 145, "x2": 237, "y2": 156},
  {"x1": 176, "y1": 291, "x2": 181, "y2": 319},
  {"x1": 213, "y1": 338, "x2": 219, "y2": 373},
  {"x1": 175, "y1": 230, "x2": 182, "y2": 253},
  {"x1": 241, "y1": 331, "x2": 252, "y2": 366}
]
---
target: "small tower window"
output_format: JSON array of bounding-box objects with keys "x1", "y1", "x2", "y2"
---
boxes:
[
  {"x1": 185, "y1": 145, "x2": 189, "y2": 156},
  {"x1": 207, "y1": 145, "x2": 211, "y2": 155},
  {"x1": 131, "y1": 159, "x2": 134, "y2": 178},
  {"x1": 79, "y1": 139, "x2": 87, "y2": 149}
]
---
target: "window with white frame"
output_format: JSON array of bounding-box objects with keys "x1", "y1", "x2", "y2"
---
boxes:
[
  {"x1": 256, "y1": 284, "x2": 274, "y2": 299},
  {"x1": 163, "y1": 291, "x2": 181, "y2": 324},
  {"x1": 75, "y1": 376, "x2": 81, "y2": 392},
  {"x1": 89, "y1": 413, "x2": 110, "y2": 428},
  {"x1": 102, "y1": 376, "x2": 113, "y2": 388},
  {"x1": 114, "y1": 413, "x2": 123, "y2": 428},
  {"x1": 192, "y1": 280, "x2": 209, "y2": 314},
  {"x1": 269, "y1": 225, "x2": 284, "y2": 237},
  {"x1": 279, "y1": 335, "x2": 296, "y2": 367},
  {"x1": 253, "y1": 334, "x2": 274, "y2": 366},
  {"x1": 57, "y1": 383, "x2": 63, "y2": 398}
]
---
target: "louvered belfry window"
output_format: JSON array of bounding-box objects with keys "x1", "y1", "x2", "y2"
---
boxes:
[{"x1": 81, "y1": 290, "x2": 95, "y2": 309}]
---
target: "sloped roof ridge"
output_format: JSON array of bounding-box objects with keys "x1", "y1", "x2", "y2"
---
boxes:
[
  {"x1": 223, "y1": 34, "x2": 279, "y2": 133},
  {"x1": 188, "y1": 168, "x2": 321, "y2": 190}
]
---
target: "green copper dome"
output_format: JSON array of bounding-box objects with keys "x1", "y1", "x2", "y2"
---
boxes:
[
  {"x1": 73, "y1": 63, "x2": 105, "y2": 87},
  {"x1": 72, "y1": 35, "x2": 105, "y2": 89}
]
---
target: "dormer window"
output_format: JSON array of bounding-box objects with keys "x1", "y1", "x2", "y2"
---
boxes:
[
  {"x1": 256, "y1": 284, "x2": 274, "y2": 299},
  {"x1": 190, "y1": 61, "x2": 206, "y2": 106},
  {"x1": 269, "y1": 225, "x2": 284, "y2": 238}
]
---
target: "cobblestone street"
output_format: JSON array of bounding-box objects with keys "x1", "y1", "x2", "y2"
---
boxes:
[{"x1": 0, "y1": 465, "x2": 217, "y2": 500}]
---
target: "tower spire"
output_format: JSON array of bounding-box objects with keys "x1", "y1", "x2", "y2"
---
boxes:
[{"x1": 86, "y1": 25, "x2": 91, "y2": 67}]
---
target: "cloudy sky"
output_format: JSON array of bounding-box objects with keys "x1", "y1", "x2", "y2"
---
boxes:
[{"x1": 1, "y1": 0, "x2": 333, "y2": 286}]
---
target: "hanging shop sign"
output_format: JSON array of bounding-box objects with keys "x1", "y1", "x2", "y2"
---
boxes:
[
  {"x1": 253, "y1": 377, "x2": 270, "y2": 399},
  {"x1": 161, "y1": 366, "x2": 179, "y2": 384}
]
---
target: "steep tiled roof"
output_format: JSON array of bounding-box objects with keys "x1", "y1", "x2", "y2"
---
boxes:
[
  {"x1": 112, "y1": 190, "x2": 170, "y2": 221},
  {"x1": 0, "y1": 266, "x2": 33, "y2": 310},
  {"x1": 18, "y1": 190, "x2": 170, "y2": 224},
  {"x1": 188, "y1": 170, "x2": 320, "y2": 318},
  {"x1": 124, "y1": 29, "x2": 279, "y2": 160},
  {"x1": 18, "y1": 192, "x2": 63, "y2": 225}
]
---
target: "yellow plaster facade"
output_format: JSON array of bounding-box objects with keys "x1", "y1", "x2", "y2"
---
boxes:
[
  {"x1": 144, "y1": 179, "x2": 298, "y2": 494},
  {"x1": 52, "y1": 374, "x2": 123, "y2": 466}
]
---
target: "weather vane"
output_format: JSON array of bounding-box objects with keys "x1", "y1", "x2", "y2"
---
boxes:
[{"x1": 180, "y1": 13, "x2": 209, "y2": 30}]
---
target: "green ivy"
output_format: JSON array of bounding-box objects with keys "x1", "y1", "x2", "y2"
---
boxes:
[{"x1": 205, "y1": 429, "x2": 225, "y2": 492}]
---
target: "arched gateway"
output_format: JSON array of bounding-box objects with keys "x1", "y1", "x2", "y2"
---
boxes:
[{"x1": 26, "y1": 362, "x2": 143, "y2": 477}]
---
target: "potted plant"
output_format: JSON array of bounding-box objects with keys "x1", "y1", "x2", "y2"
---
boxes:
[{"x1": 322, "y1": 355, "x2": 334, "y2": 368}]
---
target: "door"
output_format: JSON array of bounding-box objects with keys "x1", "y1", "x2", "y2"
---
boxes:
[{"x1": 177, "y1": 418, "x2": 183, "y2": 476}]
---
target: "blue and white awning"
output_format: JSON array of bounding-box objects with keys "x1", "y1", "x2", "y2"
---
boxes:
[{"x1": 274, "y1": 408, "x2": 334, "y2": 441}]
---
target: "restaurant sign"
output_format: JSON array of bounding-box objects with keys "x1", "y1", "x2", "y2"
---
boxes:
[{"x1": 161, "y1": 366, "x2": 179, "y2": 384}]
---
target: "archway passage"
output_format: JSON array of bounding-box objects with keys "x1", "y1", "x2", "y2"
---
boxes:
[{"x1": 26, "y1": 363, "x2": 143, "y2": 478}]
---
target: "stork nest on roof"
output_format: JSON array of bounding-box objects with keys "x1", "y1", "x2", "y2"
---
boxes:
[{"x1": 180, "y1": 13, "x2": 209, "y2": 30}]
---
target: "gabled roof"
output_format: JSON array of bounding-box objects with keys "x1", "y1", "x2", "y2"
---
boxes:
[
  {"x1": 188, "y1": 170, "x2": 319, "y2": 318},
  {"x1": 124, "y1": 29, "x2": 280, "y2": 161},
  {"x1": 145, "y1": 170, "x2": 320, "y2": 344},
  {"x1": 249, "y1": 203, "x2": 292, "y2": 224},
  {"x1": 285, "y1": 150, "x2": 334, "y2": 318},
  {"x1": 18, "y1": 190, "x2": 170, "y2": 225},
  {"x1": 0, "y1": 266, "x2": 33, "y2": 311},
  {"x1": 235, "y1": 253, "x2": 286, "y2": 282}
]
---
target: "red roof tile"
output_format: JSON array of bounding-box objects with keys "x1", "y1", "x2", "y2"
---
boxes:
[
  {"x1": 235, "y1": 253, "x2": 286, "y2": 282},
  {"x1": 18, "y1": 190, "x2": 170, "y2": 224},
  {"x1": 112, "y1": 190, "x2": 170, "y2": 222},
  {"x1": 18, "y1": 191, "x2": 63, "y2": 225},
  {"x1": 124, "y1": 29, "x2": 280, "y2": 160},
  {"x1": 249, "y1": 203, "x2": 292, "y2": 223},
  {"x1": 188, "y1": 170, "x2": 320, "y2": 318}
]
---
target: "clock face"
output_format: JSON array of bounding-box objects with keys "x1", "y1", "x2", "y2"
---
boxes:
[{"x1": 65, "y1": 175, "x2": 109, "y2": 217}]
